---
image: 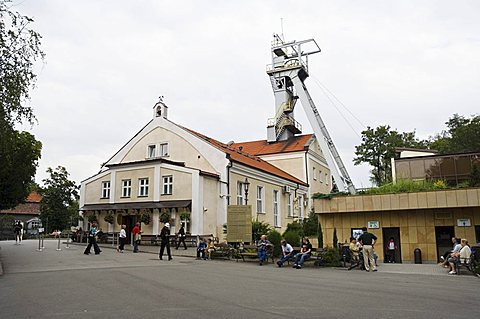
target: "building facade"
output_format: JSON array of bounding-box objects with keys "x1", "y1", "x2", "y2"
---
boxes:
[
  {"x1": 315, "y1": 150, "x2": 480, "y2": 263},
  {"x1": 80, "y1": 101, "x2": 316, "y2": 241}
]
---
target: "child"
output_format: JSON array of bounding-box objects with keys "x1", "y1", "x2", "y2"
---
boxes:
[
  {"x1": 207, "y1": 238, "x2": 216, "y2": 260},
  {"x1": 197, "y1": 238, "x2": 207, "y2": 260}
]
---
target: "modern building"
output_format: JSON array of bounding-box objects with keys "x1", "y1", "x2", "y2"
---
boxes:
[
  {"x1": 79, "y1": 100, "x2": 330, "y2": 241},
  {"x1": 315, "y1": 149, "x2": 480, "y2": 263}
]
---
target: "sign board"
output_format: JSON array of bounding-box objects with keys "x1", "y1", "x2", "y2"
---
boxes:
[
  {"x1": 367, "y1": 221, "x2": 379, "y2": 229},
  {"x1": 227, "y1": 205, "x2": 252, "y2": 243},
  {"x1": 352, "y1": 229, "x2": 363, "y2": 239},
  {"x1": 457, "y1": 218, "x2": 471, "y2": 227},
  {"x1": 38, "y1": 227, "x2": 44, "y2": 233}
]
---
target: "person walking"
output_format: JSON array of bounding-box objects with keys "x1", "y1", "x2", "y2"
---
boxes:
[
  {"x1": 159, "y1": 223, "x2": 172, "y2": 260},
  {"x1": 358, "y1": 227, "x2": 377, "y2": 272},
  {"x1": 176, "y1": 223, "x2": 187, "y2": 250},
  {"x1": 117, "y1": 224, "x2": 127, "y2": 253},
  {"x1": 14, "y1": 222, "x2": 23, "y2": 244},
  {"x1": 84, "y1": 222, "x2": 101, "y2": 255},
  {"x1": 132, "y1": 222, "x2": 141, "y2": 253}
]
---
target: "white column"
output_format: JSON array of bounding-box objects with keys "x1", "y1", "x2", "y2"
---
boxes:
[
  {"x1": 153, "y1": 209, "x2": 159, "y2": 235},
  {"x1": 154, "y1": 165, "x2": 161, "y2": 201},
  {"x1": 191, "y1": 171, "x2": 203, "y2": 235},
  {"x1": 110, "y1": 171, "x2": 116, "y2": 203}
]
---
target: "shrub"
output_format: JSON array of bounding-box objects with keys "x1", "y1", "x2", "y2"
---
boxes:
[
  {"x1": 321, "y1": 247, "x2": 342, "y2": 267},
  {"x1": 252, "y1": 220, "x2": 272, "y2": 243},
  {"x1": 283, "y1": 230, "x2": 301, "y2": 247},
  {"x1": 267, "y1": 230, "x2": 282, "y2": 257},
  {"x1": 317, "y1": 222, "x2": 324, "y2": 249}
]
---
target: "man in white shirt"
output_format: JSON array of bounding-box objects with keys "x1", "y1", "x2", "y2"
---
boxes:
[{"x1": 276, "y1": 240, "x2": 294, "y2": 267}]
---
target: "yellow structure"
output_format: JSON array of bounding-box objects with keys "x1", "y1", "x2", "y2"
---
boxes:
[{"x1": 314, "y1": 188, "x2": 480, "y2": 263}]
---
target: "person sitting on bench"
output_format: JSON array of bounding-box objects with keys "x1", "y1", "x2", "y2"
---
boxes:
[
  {"x1": 276, "y1": 240, "x2": 294, "y2": 267},
  {"x1": 293, "y1": 238, "x2": 312, "y2": 269}
]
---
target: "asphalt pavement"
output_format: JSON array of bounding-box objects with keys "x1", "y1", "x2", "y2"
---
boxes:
[{"x1": 0, "y1": 239, "x2": 479, "y2": 319}]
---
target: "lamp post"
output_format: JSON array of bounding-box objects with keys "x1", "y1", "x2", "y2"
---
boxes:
[{"x1": 243, "y1": 178, "x2": 250, "y2": 205}]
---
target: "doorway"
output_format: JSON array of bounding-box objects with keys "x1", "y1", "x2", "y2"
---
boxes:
[
  {"x1": 382, "y1": 227, "x2": 402, "y2": 263},
  {"x1": 122, "y1": 215, "x2": 136, "y2": 244},
  {"x1": 435, "y1": 226, "x2": 455, "y2": 262}
]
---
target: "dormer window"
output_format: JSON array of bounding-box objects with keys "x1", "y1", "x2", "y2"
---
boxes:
[
  {"x1": 159, "y1": 143, "x2": 168, "y2": 157},
  {"x1": 148, "y1": 145, "x2": 156, "y2": 158}
]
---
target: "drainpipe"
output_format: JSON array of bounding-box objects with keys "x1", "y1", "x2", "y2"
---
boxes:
[{"x1": 226, "y1": 155, "x2": 232, "y2": 205}]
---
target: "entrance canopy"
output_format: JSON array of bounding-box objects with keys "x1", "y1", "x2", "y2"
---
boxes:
[{"x1": 80, "y1": 200, "x2": 191, "y2": 211}]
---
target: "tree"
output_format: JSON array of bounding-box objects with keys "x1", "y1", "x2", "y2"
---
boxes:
[
  {"x1": 1, "y1": 0, "x2": 45, "y2": 126},
  {"x1": 429, "y1": 114, "x2": 480, "y2": 154},
  {"x1": 0, "y1": 126, "x2": 42, "y2": 210},
  {"x1": 354, "y1": 125, "x2": 427, "y2": 186},
  {"x1": 0, "y1": 1, "x2": 44, "y2": 210},
  {"x1": 40, "y1": 166, "x2": 79, "y2": 232},
  {"x1": 302, "y1": 208, "x2": 318, "y2": 237}
]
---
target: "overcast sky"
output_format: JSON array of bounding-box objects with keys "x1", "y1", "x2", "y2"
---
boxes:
[{"x1": 14, "y1": 0, "x2": 480, "y2": 189}]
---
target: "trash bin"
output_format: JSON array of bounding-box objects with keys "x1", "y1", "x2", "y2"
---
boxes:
[{"x1": 414, "y1": 248, "x2": 422, "y2": 264}]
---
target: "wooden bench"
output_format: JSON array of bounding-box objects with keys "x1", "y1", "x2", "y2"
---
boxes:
[
  {"x1": 209, "y1": 242, "x2": 234, "y2": 260},
  {"x1": 236, "y1": 244, "x2": 275, "y2": 264},
  {"x1": 286, "y1": 247, "x2": 324, "y2": 267}
]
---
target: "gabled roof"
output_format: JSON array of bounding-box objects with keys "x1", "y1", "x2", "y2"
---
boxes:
[
  {"x1": 0, "y1": 192, "x2": 41, "y2": 215},
  {"x1": 230, "y1": 134, "x2": 314, "y2": 156},
  {"x1": 183, "y1": 128, "x2": 308, "y2": 186}
]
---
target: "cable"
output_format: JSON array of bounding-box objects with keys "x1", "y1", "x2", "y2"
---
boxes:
[{"x1": 311, "y1": 74, "x2": 366, "y2": 129}]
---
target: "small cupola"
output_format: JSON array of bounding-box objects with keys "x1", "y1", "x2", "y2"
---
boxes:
[{"x1": 153, "y1": 96, "x2": 168, "y2": 119}]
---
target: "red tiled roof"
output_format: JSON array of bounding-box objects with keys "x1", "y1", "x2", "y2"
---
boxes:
[
  {"x1": 230, "y1": 134, "x2": 313, "y2": 156},
  {"x1": 0, "y1": 192, "x2": 42, "y2": 215},
  {"x1": 183, "y1": 128, "x2": 307, "y2": 186}
]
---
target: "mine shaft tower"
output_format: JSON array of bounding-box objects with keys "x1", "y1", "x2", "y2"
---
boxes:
[{"x1": 266, "y1": 35, "x2": 356, "y2": 195}]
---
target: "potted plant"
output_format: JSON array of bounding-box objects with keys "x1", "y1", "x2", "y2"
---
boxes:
[
  {"x1": 160, "y1": 212, "x2": 170, "y2": 224},
  {"x1": 141, "y1": 213, "x2": 151, "y2": 225},
  {"x1": 87, "y1": 214, "x2": 97, "y2": 223},
  {"x1": 104, "y1": 213, "x2": 114, "y2": 224},
  {"x1": 179, "y1": 212, "x2": 190, "y2": 221}
]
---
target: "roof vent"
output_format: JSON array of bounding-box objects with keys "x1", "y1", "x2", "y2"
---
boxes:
[{"x1": 227, "y1": 141, "x2": 235, "y2": 146}]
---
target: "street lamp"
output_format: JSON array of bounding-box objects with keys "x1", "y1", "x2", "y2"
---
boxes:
[{"x1": 243, "y1": 178, "x2": 250, "y2": 205}]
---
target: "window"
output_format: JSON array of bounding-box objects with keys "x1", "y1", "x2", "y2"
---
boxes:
[
  {"x1": 256, "y1": 186, "x2": 264, "y2": 213},
  {"x1": 313, "y1": 167, "x2": 317, "y2": 180},
  {"x1": 121, "y1": 179, "x2": 131, "y2": 197},
  {"x1": 138, "y1": 178, "x2": 149, "y2": 197},
  {"x1": 236, "y1": 181, "x2": 245, "y2": 205},
  {"x1": 287, "y1": 193, "x2": 293, "y2": 217},
  {"x1": 160, "y1": 143, "x2": 169, "y2": 157},
  {"x1": 162, "y1": 175, "x2": 173, "y2": 195},
  {"x1": 319, "y1": 170, "x2": 323, "y2": 183},
  {"x1": 148, "y1": 145, "x2": 156, "y2": 158},
  {"x1": 101, "y1": 181, "x2": 110, "y2": 198},
  {"x1": 325, "y1": 173, "x2": 329, "y2": 185},
  {"x1": 273, "y1": 190, "x2": 280, "y2": 227}
]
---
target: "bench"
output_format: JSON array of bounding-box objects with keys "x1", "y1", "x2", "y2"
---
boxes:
[
  {"x1": 236, "y1": 244, "x2": 275, "y2": 264},
  {"x1": 209, "y1": 242, "x2": 234, "y2": 260},
  {"x1": 286, "y1": 247, "x2": 324, "y2": 267}
]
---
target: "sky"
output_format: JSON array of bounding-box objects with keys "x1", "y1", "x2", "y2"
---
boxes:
[{"x1": 13, "y1": 0, "x2": 480, "y2": 189}]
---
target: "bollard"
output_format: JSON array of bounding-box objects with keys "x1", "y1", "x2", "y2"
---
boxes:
[
  {"x1": 56, "y1": 234, "x2": 62, "y2": 251},
  {"x1": 41, "y1": 234, "x2": 45, "y2": 249},
  {"x1": 37, "y1": 231, "x2": 43, "y2": 252},
  {"x1": 414, "y1": 248, "x2": 422, "y2": 264}
]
